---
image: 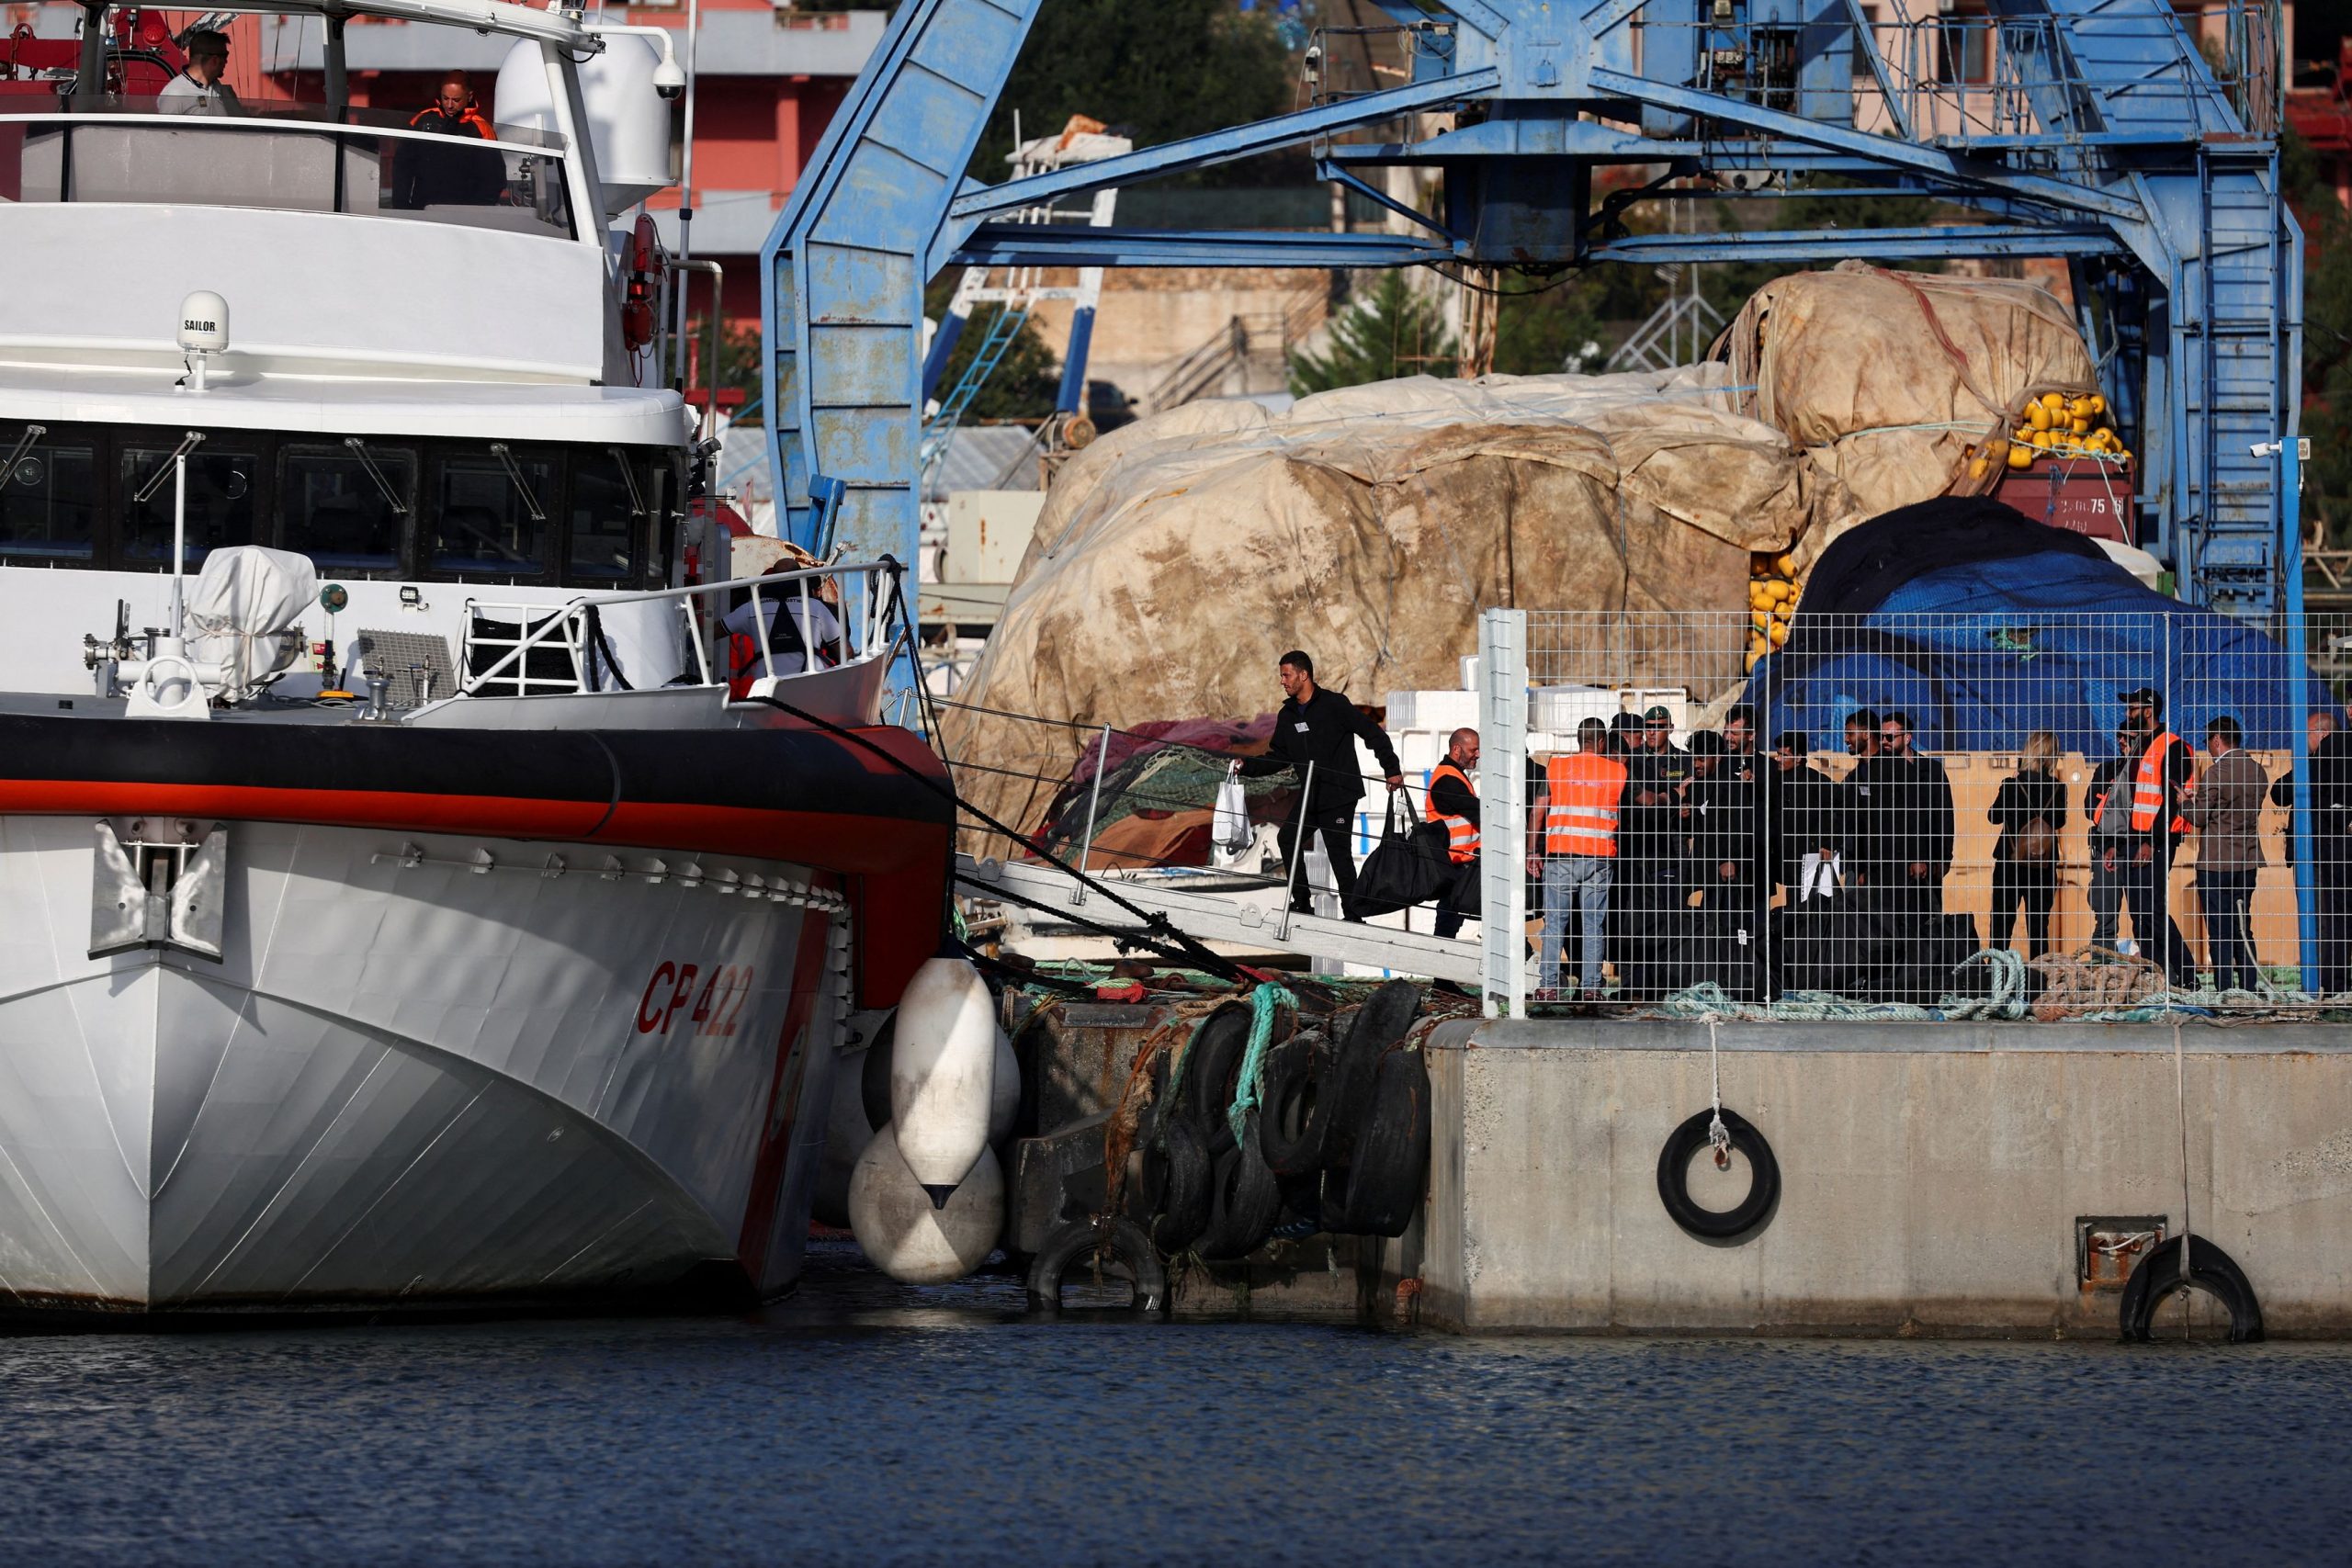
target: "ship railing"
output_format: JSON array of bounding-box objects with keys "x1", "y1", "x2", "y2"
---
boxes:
[{"x1": 460, "y1": 559, "x2": 900, "y2": 699}]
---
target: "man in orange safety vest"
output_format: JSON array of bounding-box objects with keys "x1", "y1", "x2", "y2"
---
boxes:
[
  {"x1": 1529, "y1": 716, "x2": 1627, "y2": 1001},
  {"x1": 1424, "y1": 728, "x2": 1480, "y2": 939},
  {"x1": 2098, "y1": 685, "x2": 2194, "y2": 984}
]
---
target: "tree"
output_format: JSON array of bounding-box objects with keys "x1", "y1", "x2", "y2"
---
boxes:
[
  {"x1": 1491, "y1": 284, "x2": 1610, "y2": 376},
  {"x1": 933, "y1": 303, "x2": 1062, "y2": 422},
  {"x1": 2289, "y1": 129, "x2": 2352, "y2": 547},
  {"x1": 969, "y1": 0, "x2": 1292, "y2": 184},
  {"x1": 1288, "y1": 272, "x2": 1456, "y2": 393}
]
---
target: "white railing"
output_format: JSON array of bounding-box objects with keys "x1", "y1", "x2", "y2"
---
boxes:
[{"x1": 460, "y1": 558, "x2": 902, "y2": 699}]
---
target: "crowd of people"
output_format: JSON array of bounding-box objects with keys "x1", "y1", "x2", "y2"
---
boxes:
[{"x1": 1242, "y1": 652, "x2": 2352, "y2": 1006}]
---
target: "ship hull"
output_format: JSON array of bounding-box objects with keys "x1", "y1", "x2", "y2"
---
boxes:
[{"x1": 0, "y1": 814, "x2": 854, "y2": 1315}]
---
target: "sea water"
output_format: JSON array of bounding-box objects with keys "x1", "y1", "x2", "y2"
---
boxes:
[{"x1": 2, "y1": 1240, "x2": 2346, "y2": 1566}]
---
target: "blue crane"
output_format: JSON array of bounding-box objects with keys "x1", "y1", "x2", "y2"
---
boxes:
[{"x1": 759, "y1": 0, "x2": 2301, "y2": 625}]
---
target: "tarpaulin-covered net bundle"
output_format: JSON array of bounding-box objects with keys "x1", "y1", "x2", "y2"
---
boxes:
[
  {"x1": 944, "y1": 266, "x2": 2106, "y2": 841},
  {"x1": 1715, "y1": 260, "x2": 2098, "y2": 557},
  {"x1": 946, "y1": 364, "x2": 1843, "y2": 840}
]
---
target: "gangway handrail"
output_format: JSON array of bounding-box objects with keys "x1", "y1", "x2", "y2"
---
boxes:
[{"x1": 458, "y1": 559, "x2": 900, "y2": 697}]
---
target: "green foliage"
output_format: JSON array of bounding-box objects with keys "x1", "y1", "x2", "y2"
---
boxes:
[
  {"x1": 691, "y1": 318, "x2": 763, "y2": 425},
  {"x1": 1288, "y1": 272, "x2": 1455, "y2": 393},
  {"x1": 2288, "y1": 130, "x2": 2352, "y2": 547},
  {"x1": 970, "y1": 0, "x2": 1292, "y2": 184},
  {"x1": 1491, "y1": 284, "x2": 1610, "y2": 376},
  {"x1": 934, "y1": 303, "x2": 1062, "y2": 423}
]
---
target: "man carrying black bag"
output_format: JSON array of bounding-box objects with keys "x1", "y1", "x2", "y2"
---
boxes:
[{"x1": 1238, "y1": 650, "x2": 1403, "y2": 917}]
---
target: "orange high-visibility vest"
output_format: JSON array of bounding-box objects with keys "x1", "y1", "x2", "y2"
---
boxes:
[
  {"x1": 1424, "y1": 761, "x2": 1478, "y2": 863},
  {"x1": 1543, "y1": 751, "x2": 1627, "y2": 857},
  {"x1": 2096, "y1": 731, "x2": 2190, "y2": 835}
]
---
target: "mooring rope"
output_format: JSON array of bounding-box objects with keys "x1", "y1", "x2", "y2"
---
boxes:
[{"x1": 1227, "y1": 980, "x2": 1301, "y2": 1145}]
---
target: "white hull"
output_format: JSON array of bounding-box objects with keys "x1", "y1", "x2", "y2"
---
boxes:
[{"x1": 0, "y1": 815, "x2": 852, "y2": 1314}]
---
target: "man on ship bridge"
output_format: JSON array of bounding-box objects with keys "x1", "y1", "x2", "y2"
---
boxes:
[{"x1": 394, "y1": 73, "x2": 504, "y2": 209}]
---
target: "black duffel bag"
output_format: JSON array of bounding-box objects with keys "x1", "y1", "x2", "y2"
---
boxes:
[{"x1": 1344, "y1": 796, "x2": 1458, "y2": 920}]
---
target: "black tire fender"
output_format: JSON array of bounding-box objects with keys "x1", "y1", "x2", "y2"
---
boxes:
[
  {"x1": 1259, "y1": 1029, "x2": 1329, "y2": 1177},
  {"x1": 1145, "y1": 1116, "x2": 1214, "y2": 1255},
  {"x1": 1195, "y1": 1113, "x2": 1283, "y2": 1260},
  {"x1": 1329, "y1": 1046, "x2": 1433, "y2": 1238},
  {"x1": 1025, "y1": 1217, "x2": 1169, "y2": 1314},
  {"x1": 1307, "y1": 979, "x2": 1422, "y2": 1168},
  {"x1": 2120, "y1": 1235, "x2": 2265, "y2": 1344},
  {"x1": 1656, "y1": 1106, "x2": 1780, "y2": 1242},
  {"x1": 1179, "y1": 1004, "x2": 1253, "y2": 1132}
]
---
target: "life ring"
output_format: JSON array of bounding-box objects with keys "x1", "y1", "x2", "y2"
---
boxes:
[
  {"x1": 2120, "y1": 1235, "x2": 2265, "y2": 1343},
  {"x1": 1656, "y1": 1106, "x2": 1780, "y2": 1242},
  {"x1": 1025, "y1": 1216, "x2": 1168, "y2": 1314},
  {"x1": 1326, "y1": 1045, "x2": 1432, "y2": 1238},
  {"x1": 1193, "y1": 1113, "x2": 1282, "y2": 1260}
]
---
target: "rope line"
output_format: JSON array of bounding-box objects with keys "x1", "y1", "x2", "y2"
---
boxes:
[{"x1": 1227, "y1": 980, "x2": 1301, "y2": 1145}]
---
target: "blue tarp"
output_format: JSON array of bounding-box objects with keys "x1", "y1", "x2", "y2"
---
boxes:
[{"x1": 1744, "y1": 548, "x2": 2330, "y2": 755}]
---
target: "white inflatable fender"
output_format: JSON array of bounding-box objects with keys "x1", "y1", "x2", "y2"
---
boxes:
[
  {"x1": 848, "y1": 1126, "x2": 1003, "y2": 1284},
  {"x1": 889, "y1": 956, "x2": 997, "y2": 1204}
]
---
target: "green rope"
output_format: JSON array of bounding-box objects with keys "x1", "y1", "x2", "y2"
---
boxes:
[
  {"x1": 1227, "y1": 980, "x2": 1299, "y2": 1145},
  {"x1": 1654, "y1": 948, "x2": 2030, "y2": 1022}
]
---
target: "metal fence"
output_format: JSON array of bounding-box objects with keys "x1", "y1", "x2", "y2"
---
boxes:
[{"x1": 1475, "y1": 607, "x2": 2350, "y2": 1018}]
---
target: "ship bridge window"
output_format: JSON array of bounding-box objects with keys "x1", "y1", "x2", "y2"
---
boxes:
[
  {"x1": 567, "y1": 446, "x2": 646, "y2": 581},
  {"x1": 428, "y1": 446, "x2": 555, "y2": 576},
  {"x1": 0, "y1": 424, "x2": 97, "y2": 564},
  {"x1": 119, "y1": 439, "x2": 256, "y2": 565},
  {"x1": 279, "y1": 440, "x2": 415, "y2": 576}
]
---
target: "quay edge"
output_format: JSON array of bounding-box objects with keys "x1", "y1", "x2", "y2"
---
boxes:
[{"x1": 1408, "y1": 1018, "x2": 2352, "y2": 1337}]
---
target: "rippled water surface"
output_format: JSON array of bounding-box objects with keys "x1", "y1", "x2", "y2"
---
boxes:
[{"x1": 4, "y1": 1243, "x2": 2347, "y2": 1566}]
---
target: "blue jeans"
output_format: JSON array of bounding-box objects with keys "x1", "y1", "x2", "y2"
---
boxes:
[{"x1": 1542, "y1": 855, "x2": 1613, "y2": 995}]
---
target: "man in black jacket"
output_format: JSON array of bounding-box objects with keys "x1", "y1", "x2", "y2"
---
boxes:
[
  {"x1": 1877, "y1": 710, "x2": 1955, "y2": 924},
  {"x1": 1245, "y1": 649, "x2": 1402, "y2": 915},
  {"x1": 1767, "y1": 731, "x2": 1837, "y2": 897}
]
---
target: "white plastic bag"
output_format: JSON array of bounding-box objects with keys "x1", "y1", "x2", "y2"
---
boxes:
[{"x1": 1212, "y1": 764, "x2": 1252, "y2": 854}]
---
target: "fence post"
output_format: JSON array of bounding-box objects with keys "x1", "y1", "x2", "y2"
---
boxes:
[
  {"x1": 1071, "y1": 720, "x2": 1112, "y2": 905},
  {"x1": 1478, "y1": 608, "x2": 1529, "y2": 1019},
  {"x1": 2279, "y1": 437, "x2": 2323, "y2": 992}
]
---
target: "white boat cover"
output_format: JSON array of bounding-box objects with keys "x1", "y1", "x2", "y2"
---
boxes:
[{"x1": 185, "y1": 545, "x2": 318, "y2": 702}]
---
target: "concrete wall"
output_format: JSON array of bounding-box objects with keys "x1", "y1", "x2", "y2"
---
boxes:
[{"x1": 1420, "y1": 1020, "x2": 2352, "y2": 1337}]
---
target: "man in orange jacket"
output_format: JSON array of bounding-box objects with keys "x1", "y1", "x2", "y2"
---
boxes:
[
  {"x1": 1530, "y1": 716, "x2": 1628, "y2": 1001},
  {"x1": 2102, "y1": 685, "x2": 2194, "y2": 985},
  {"x1": 394, "y1": 73, "x2": 503, "y2": 209}
]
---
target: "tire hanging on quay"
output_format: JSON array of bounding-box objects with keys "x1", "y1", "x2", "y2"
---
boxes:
[{"x1": 1656, "y1": 1107, "x2": 1781, "y2": 1242}]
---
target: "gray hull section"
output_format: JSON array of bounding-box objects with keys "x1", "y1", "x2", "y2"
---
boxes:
[{"x1": 0, "y1": 816, "x2": 850, "y2": 1314}]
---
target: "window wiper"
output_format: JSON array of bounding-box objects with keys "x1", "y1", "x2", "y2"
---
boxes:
[
  {"x1": 488, "y1": 443, "x2": 546, "y2": 523},
  {"x1": 343, "y1": 437, "x2": 411, "y2": 515},
  {"x1": 133, "y1": 431, "x2": 207, "y2": 504},
  {"x1": 0, "y1": 424, "x2": 45, "y2": 493},
  {"x1": 606, "y1": 446, "x2": 645, "y2": 518}
]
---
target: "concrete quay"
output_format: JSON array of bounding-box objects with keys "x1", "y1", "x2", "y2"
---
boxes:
[{"x1": 1413, "y1": 1019, "x2": 2352, "y2": 1337}]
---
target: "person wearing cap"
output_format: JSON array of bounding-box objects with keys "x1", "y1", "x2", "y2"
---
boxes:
[
  {"x1": 1530, "y1": 716, "x2": 1627, "y2": 1000},
  {"x1": 2182, "y1": 714, "x2": 2266, "y2": 992},
  {"x1": 2098, "y1": 685, "x2": 2194, "y2": 984}
]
